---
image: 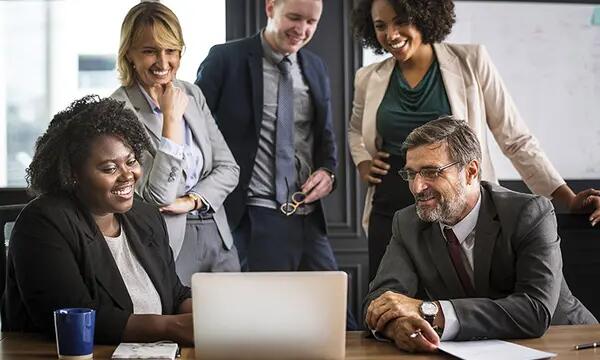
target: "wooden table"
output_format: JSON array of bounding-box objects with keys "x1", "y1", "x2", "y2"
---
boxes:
[{"x1": 1, "y1": 325, "x2": 599, "y2": 359}]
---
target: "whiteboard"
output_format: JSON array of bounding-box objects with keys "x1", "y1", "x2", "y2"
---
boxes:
[{"x1": 363, "y1": 2, "x2": 600, "y2": 179}]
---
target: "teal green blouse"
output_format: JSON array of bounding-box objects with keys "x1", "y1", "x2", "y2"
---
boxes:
[{"x1": 376, "y1": 59, "x2": 452, "y2": 156}]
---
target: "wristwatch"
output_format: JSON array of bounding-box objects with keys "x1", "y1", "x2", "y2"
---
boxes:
[
  {"x1": 419, "y1": 301, "x2": 439, "y2": 327},
  {"x1": 325, "y1": 170, "x2": 335, "y2": 184}
]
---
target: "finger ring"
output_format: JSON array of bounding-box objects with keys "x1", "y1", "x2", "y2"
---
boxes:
[{"x1": 409, "y1": 329, "x2": 422, "y2": 338}]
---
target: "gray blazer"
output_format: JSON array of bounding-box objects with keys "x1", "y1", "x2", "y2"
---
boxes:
[
  {"x1": 111, "y1": 80, "x2": 239, "y2": 258},
  {"x1": 364, "y1": 181, "x2": 596, "y2": 340}
]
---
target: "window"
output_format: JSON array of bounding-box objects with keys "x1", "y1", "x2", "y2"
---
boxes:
[{"x1": 0, "y1": 0, "x2": 226, "y2": 186}]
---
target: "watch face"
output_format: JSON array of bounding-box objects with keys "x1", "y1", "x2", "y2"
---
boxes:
[{"x1": 420, "y1": 302, "x2": 438, "y2": 316}]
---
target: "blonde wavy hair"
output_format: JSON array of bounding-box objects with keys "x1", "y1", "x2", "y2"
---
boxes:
[{"x1": 117, "y1": 1, "x2": 185, "y2": 87}]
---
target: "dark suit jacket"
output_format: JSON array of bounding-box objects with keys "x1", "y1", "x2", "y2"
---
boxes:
[
  {"x1": 1, "y1": 194, "x2": 191, "y2": 344},
  {"x1": 364, "y1": 181, "x2": 596, "y2": 340},
  {"x1": 195, "y1": 32, "x2": 337, "y2": 230}
]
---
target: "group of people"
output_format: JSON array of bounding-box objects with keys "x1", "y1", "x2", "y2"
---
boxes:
[{"x1": 1, "y1": 0, "x2": 599, "y2": 353}]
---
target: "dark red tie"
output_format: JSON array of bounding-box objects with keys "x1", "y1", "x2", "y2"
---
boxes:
[{"x1": 443, "y1": 227, "x2": 476, "y2": 297}]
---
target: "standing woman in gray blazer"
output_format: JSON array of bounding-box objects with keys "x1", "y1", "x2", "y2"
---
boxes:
[
  {"x1": 349, "y1": 0, "x2": 600, "y2": 281},
  {"x1": 111, "y1": 2, "x2": 241, "y2": 284}
]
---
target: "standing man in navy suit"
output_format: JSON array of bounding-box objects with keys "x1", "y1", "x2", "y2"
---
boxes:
[{"x1": 195, "y1": 0, "x2": 338, "y2": 273}]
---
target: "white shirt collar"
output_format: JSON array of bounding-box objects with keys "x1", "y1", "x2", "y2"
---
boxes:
[
  {"x1": 440, "y1": 189, "x2": 482, "y2": 244},
  {"x1": 137, "y1": 82, "x2": 161, "y2": 114}
]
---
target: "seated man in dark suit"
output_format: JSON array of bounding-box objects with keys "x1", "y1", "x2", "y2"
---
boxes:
[{"x1": 364, "y1": 116, "x2": 597, "y2": 352}]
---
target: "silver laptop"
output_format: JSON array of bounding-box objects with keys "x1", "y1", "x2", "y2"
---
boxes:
[{"x1": 191, "y1": 271, "x2": 347, "y2": 360}]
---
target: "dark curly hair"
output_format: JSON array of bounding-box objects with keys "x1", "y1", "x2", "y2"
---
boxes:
[
  {"x1": 26, "y1": 95, "x2": 150, "y2": 195},
  {"x1": 352, "y1": 0, "x2": 455, "y2": 55}
]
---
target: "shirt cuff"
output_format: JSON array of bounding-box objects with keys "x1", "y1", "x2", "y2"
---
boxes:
[
  {"x1": 439, "y1": 300, "x2": 459, "y2": 341},
  {"x1": 159, "y1": 137, "x2": 184, "y2": 159},
  {"x1": 317, "y1": 167, "x2": 335, "y2": 177}
]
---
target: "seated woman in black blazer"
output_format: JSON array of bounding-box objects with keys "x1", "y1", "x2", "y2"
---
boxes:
[{"x1": 1, "y1": 95, "x2": 193, "y2": 345}]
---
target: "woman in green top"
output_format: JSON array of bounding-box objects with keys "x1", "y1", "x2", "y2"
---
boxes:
[{"x1": 348, "y1": 0, "x2": 600, "y2": 281}]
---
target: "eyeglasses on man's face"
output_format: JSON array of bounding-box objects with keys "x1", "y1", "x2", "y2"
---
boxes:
[{"x1": 398, "y1": 161, "x2": 460, "y2": 181}]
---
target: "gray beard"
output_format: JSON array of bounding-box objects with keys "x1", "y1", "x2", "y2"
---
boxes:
[{"x1": 415, "y1": 181, "x2": 467, "y2": 224}]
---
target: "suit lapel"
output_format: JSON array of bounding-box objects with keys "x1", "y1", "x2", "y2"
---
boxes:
[
  {"x1": 364, "y1": 57, "x2": 395, "y2": 154},
  {"x1": 82, "y1": 217, "x2": 132, "y2": 311},
  {"x1": 125, "y1": 85, "x2": 164, "y2": 143},
  {"x1": 119, "y1": 212, "x2": 170, "y2": 314},
  {"x1": 298, "y1": 51, "x2": 322, "y2": 105},
  {"x1": 424, "y1": 223, "x2": 466, "y2": 298},
  {"x1": 473, "y1": 186, "x2": 500, "y2": 296},
  {"x1": 434, "y1": 43, "x2": 467, "y2": 121},
  {"x1": 248, "y1": 37, "x2": 264, "y2": 139}
]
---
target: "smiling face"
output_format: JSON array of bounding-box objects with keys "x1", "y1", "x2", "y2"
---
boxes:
[
  {"x1": 127, "y1": 25, "x2": 181, "y2": 92},
  {"x1": 74, "y1": 135, "x2": 141, "y2": 219},
  {"x1": 370, "y1": 0, "x2": 425, "y2": 63},
  {"x1": 264, "y1": 0, "x2": 322, "y2": 55},
  {"x1": 405, "y1": 142, "x2": 475, "y2": 225}
]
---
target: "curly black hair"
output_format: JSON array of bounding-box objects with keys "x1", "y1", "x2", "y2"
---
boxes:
[
  {"x1": 26, "y1": 95, "x2": 150, "y2": 195},
  {"x1": 352, "y1": 0, "x2": 455, "y2": 55}
]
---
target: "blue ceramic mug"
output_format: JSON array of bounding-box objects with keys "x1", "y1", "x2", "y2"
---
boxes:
[{"x1": 53, "y1": 308, "x2": 96, "y2": 359}]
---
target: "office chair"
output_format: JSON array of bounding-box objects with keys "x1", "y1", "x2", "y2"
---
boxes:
[{"x1": 0, "y1": 204, "x2": 26, "y2": 300}]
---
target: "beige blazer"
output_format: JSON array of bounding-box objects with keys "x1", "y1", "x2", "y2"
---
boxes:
[{"x1": 348, "y1": 43, "x2": 564, "y2": 233}]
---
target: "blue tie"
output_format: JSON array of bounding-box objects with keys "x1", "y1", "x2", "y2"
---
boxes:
[{"x1": 275, "y1": 57, "x2": 296, "y2": 205}]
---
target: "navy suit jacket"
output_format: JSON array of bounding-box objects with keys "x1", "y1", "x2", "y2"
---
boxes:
[
  {"x1": 1, "y1": 194, "x2": 191, "y2": 344},
  {"x1": 195, "y1": 33, "x2": 337, "y2": 230}
]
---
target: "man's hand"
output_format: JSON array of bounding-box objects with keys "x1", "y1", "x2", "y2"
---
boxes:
[
  {"x1": 301, "y1": 169, "x2": 334, "y2": 203},
  {"x1": 385, "y1": 316, "x2": 439, "y2": 353},
  {"x1": 160, "y1": 195, "x2": 195, "y2": 215},
  {"x1": 366, "y1": 291, "x2": 421, "y2": 332}
]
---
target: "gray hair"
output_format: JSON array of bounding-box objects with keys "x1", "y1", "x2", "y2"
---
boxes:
[{"x1": 401, "y1": 116, "x2": 482, "y2": 178}]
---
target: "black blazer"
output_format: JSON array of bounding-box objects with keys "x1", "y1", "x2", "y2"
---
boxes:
[
  {"x1": 1, "y1": 194, "x2": 191, "y2": 344},
  {"x1": 196, "y1": 33, "x2": 337, "y2": 230}
]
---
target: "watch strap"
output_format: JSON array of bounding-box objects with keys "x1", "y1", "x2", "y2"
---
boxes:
[{"x1": 422, "y1": 314, "x2": 435, "y2": 326}]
